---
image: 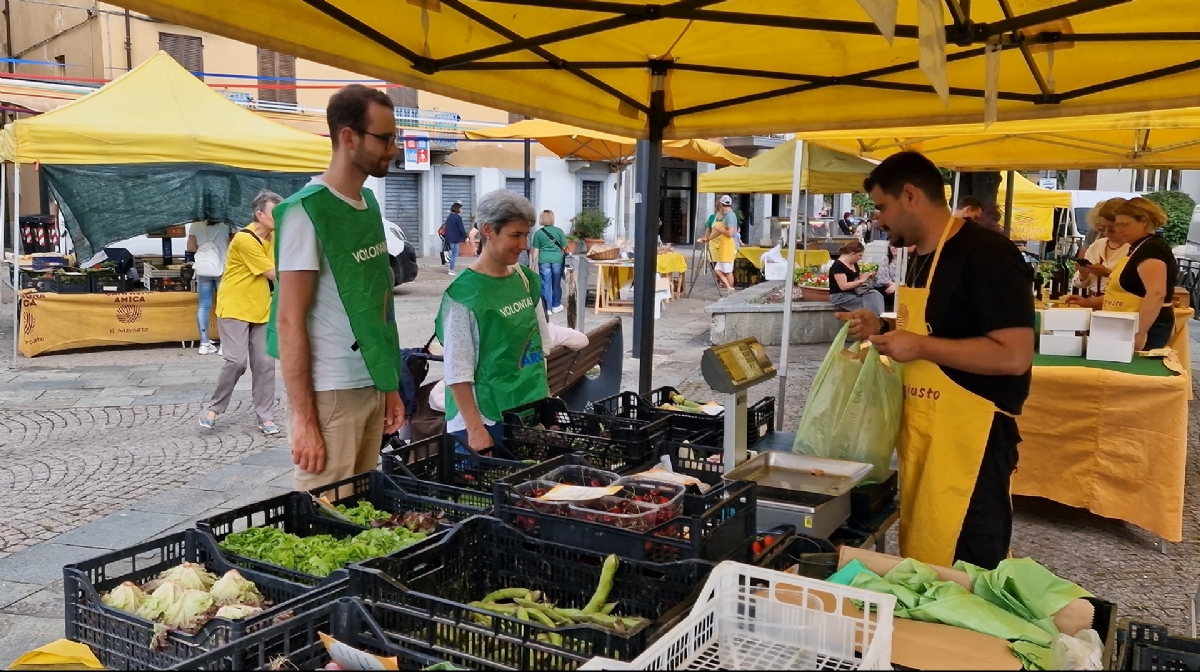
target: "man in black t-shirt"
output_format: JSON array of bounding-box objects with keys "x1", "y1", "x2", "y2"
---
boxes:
[{"x1": 838, "y1": 151, "x2": 1035, "y2": 570}]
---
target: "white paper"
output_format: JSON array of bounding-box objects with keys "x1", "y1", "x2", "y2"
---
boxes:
[
  {"x1": 538, "y1": 484, "x2": 622, "y2": 502},
  {"x1": 917, "y1": 0, "x2": 950, "y2": 107},
  {"x1": 321, "y1": 633, "x2": 398, "y2": 671},
  {"x1": 855, "y1": 0, "x2": 898, "y2": 44},
  {"x1": 631, "y1": 468, "x2": 702, "y2": 488},
  {"x1": 984, "y1": 41, "x2": 1002, "y2": 127}
]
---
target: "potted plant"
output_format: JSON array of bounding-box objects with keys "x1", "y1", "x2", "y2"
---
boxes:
[
  {"x1": 564, "y1": 235, "x2": 579, "y2": 254},
  {"x1": 570, "y1": 209, "x2": 611, "y2": 251},
  {"x1": 794, "y1": 265, "x2": 830, "y2": 302}
]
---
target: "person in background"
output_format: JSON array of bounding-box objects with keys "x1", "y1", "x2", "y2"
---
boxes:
[
  {"x1": 698, "y1": 195, "x2": 738, "y2": 291},
  {"x1": 530, "y1": 210, "x2": 568, "y2": 316},
  {"x1": 1072, "y1": 198, "x2": 1128, "y2": 296},
  {"x1": 839, "y1": 211, "x2": 855, "y2": 236},
  {"x1": 870, "y1": 211, "x2": 887, "y2": 242},
  {"x1": 829, "y1": 240, "x2": 884, "y2": 315},
  {"x1": 442, "y1": 201, "x2": 467, "y2": 275},
  {"x1": 436, "y1": 189, "x2": 550, "y2": 452},
  {"x1": 955, "y1": 196, "x2": 984, "y2": 223},
  {"x1": 1066, "y1": 197, "x2": 1177, "y2": 350},
  {"x1": 874, "y1": 243, "x2": 908, "y2": 313},
  {"x1": 840, "y1": 150, "x2": 1035, "y2": 571},
  {"x1": 187, "y1": 219, "x2": 232, "y2": 355},
  {"x1": 269, "y1": 84, "x2": 406, "y2": 491},
  {"x1": 200, "y1": 190, "x2": 281, "y2": 434}
]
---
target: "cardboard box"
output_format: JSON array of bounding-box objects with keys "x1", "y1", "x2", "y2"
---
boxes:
[
  {"x1": 1042, "y1": 307, "x2": 1092, "y2": 333},
  {"x1": 834, "y1": 547, "x2": 1097, "y2": 670},
  {"x1": 1039, "y1": 333, "x2": 1084, "y2": 357},
  {"x1": 1087, "y1": 311, "x2": 1137, "y2": 363}
]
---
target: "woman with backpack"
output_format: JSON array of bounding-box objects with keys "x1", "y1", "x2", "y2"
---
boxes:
[{"x1": 188, "y1": 219, "x2": 232, "y2": 354}]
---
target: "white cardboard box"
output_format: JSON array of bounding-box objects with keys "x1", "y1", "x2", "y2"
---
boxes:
[
  {"x1": 1040, "y1": 333, "x2": 1085, "y2": 357},
  {"x1": 1042, "y1": 307, "x2": 1092, "y2": 333},
  {"x1": 1087, "y1": 311, "x2": 1138, "y2": 363}
]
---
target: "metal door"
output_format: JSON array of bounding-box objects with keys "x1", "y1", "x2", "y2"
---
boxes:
[
  {"x1": 384, "y1": 173, "x2": 421, "y2": 254},
  {"x1": 441, "y1": 175, "x2": 475, "y2": 226}
]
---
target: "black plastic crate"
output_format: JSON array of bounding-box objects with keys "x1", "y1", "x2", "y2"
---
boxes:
[
  {"x1": 494, "y1": 454, "x2": 757, "y2": 563},
  {"x1": 733, "y1": 256, "x2": 764, "y2": 288},
  {"x1": 311, "y1": 470, "x2": 480, "y2": 528},
  {"x1": 88, "y1": 269, "x2": 132, "y2": 293},
  {"x1": 171, "y1": 597, "x2": 454, "y2": 671},
  {"x1": 149, "y1": 276, "x2": 190, "y2": 292},
  {"x1": 503, "y1": 397, "x2": 671, "y2": 473},
  {"x1": 19, "y1": 268, "x2": 54, "y2": 292},
  {"x1": 640, "y1": 386, "x2": 775, "y2": 448},
  {"x1": 348, "y1": 516, "x2": 715, "y2": 669},
  {"x1": 197, "y1": 479, "x2": 443, "y2": 586},
  {"x1": 50, "y1": 269, "x2": 90, "y2": 293},
  {"x1": 64, "y1": 529, "x2": 347, "y2": 670},
  {"x1": 380, "y1": 433, "x2": 536, "y2": 513}
]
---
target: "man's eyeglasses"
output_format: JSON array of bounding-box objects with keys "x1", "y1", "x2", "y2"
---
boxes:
[{"x1": 359, "y1": 129, "x2": 397, "y2": 146}]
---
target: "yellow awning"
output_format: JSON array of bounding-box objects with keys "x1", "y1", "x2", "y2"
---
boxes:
[
  {"x1": 98, "y1": 1, "x2": 1200, "y2": 139},
  {"x1": 465, "y1": 119, "x2": 747, "y2": 166},
  {"x1": 943, "y1": 172, "x2": 1069, "y2": 241},
  {"x1": 802, "y1": 106, "x2": 1200, "y2": 170},
  {"x1": 0, "y1": 52, "x2": 330, "y2": 172},
  {"x1": 698, "y1": 139, "x2": 876, "y2": 194}
]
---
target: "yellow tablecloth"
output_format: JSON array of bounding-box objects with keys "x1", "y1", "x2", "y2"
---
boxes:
[
  {"x1": 1013, "y1": 308, "x2": 1193, "y2": 541},
  {"x1": 657, "y1": 252, "x2": 688, "y2": 275},
  {"x1": 18, "y1": 289, "x2": 215, "y2": 357},
  {"x1": 737, "y1": 247, "x2": 831, "y2": 269}
]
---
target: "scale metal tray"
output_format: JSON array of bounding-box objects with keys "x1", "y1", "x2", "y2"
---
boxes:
[{"x1": 722, "y1": 451, "x2": 873, "y2": 505}]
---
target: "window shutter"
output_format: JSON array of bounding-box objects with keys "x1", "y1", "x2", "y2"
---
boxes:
[
  {"x1": 257, "y1": 47, "x2": 277, "y2": 102},
  {"x1": 160, "y1": 32, "x2": 203, "y2": 79},
  {"x1": 278, "y1": 54, "x2": 296, "y2": 105}
]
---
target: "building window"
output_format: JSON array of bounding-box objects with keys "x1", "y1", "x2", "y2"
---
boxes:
[
  {"x1": 581, "y1": 179, "x2": 604, "y2": 213},
  {"x1": 159, "y1": 33, "x2": 203, "y2": 78},
  {"x1": 257, "y1": 48, "x2": 296, "y2": 105},
  {"x1": 387, "y1": 85, "x2": 418, "y2": 109},
  {"x1": 1079, "y1": 169, "x2": 1098, "y2": 191}
]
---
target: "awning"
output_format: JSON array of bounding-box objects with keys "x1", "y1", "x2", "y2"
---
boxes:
[
  {"x1": 95, "y1": 1, "x2": 1200, "y2": 139},
  {"x1": 698, "y1": 139, "x2": 876, "y2": 194},
  {"x1": 944, "y1": 172, "x2": 1071, "y2": 241},
  {"x1": 802, "y1": 107, "x2": 1200, "y2": 170},
  {"x1": 0, "y1": 51, "x2": 330, "y2": 172},
  {"x1": 465, "y1": 119, "x2": 748, "y2": 166}
]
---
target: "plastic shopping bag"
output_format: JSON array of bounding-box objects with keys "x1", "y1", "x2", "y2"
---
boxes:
[{"x1": 793, "y1": 322, "x2": 902, "y2": 481}]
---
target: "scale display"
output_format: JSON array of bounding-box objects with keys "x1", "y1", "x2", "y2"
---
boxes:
[{"x1": 701, "y1": 337, "x2": 777, "y2": 393}]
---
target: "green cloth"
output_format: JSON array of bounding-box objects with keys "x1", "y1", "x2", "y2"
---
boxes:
[
  {"x1": 1032, "y1": 353, "x2": 1176, "y2": 376},
  {"x1": 267, "y1": 184, "x2": 400, "y2": 392},
  {"x1": 829, "y1": 557, "x2": 1091, "y2": 670},
  {"x1": 531, "y1": 225, "x2": 568, "y2": 264},
  {"x1": 435, "y1": 266, "x2": 548, "y2": 421}
]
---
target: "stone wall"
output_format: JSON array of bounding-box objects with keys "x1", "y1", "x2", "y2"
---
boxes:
[{"x1": 706, "y1": 281, "x2": 843, "y2": 345}]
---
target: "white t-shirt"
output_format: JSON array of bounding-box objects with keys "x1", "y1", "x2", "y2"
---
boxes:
[
  {"x1": 189, "y1": 221, "x2": 231, "y2": 262},
  {"x1": 277, "y1": 177, "x2": 382, "y2": 392}
]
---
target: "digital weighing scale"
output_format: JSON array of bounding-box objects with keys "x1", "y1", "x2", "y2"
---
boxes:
[{"x1": 700, "y1": 337, "x2": 892, "y2": 540}]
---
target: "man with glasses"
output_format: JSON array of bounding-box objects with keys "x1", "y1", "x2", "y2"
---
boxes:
[{"x1": 268, "y1": 84, "x2": 406, "y2": 491}]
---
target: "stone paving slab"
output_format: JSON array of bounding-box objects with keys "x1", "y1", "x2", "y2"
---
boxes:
[
  {"x1": 0, "y1": 544, "x2": 106, "y2": 584},
  {"x1": 0, "y1": 614, "x2": 63, "y2": 666},
  {"x1": 181, "y1": 463, "x2": 292, "y2": 493},
  {"x1": 236, "y1": 447, "x2": 294, "y2": 469},
  {"x1": 0, "y1": 581, "x2": 41, "y2": 611},
  {"x1": 129, "y1": 488, "x2": 235, "y2": 518},
  {"x1": 49, "y1": 511, "x2": 191, "y2": 552}
]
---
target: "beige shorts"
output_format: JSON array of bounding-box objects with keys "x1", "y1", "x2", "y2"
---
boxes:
[
  {"x1": 713, "y1": 261, "x2": 734, "y2": 274},
  {"x1": 291, "y1": 386, "x2": 385, "y2": 492}
]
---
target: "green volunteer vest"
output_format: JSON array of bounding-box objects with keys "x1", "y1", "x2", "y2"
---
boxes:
[
  {"x1": 266, "y1": 183, "x2": 400, "y2": 392},
  {"x1": 435, "y1": 266, "x2": 549, "y2": 422}
]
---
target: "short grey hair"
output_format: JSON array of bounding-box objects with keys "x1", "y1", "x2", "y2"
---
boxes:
[
  {"x1": 475, "y1": 189, "x2": 536, "y2": 233},
  {"x1": 251, "y1": 189, "x2": 283, "y2": 214}
]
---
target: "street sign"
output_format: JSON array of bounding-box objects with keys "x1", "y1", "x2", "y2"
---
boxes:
[
  {"x1": 402, "y1": 132, "x2": 430, "y2": 171},
  {"x1": 1039, "y1": 178, "x2": 1058, "y2": 190}
]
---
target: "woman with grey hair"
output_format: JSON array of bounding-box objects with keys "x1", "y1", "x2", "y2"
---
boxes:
[
  {"x1": 199, "y1": 190, "x2": 281, "y2": 434},
  {"x1": 435, "y1": 189, "x2": 553, "y2": 452}
]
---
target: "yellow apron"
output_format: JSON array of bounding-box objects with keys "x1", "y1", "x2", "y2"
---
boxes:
[
  {"x1": 1101, "y1": 238, "x2": 1167, "y2": 315},
  {"x1": 712, "y1": 220, "x2": 736, "y2": 264},
  {"x1": 895, "y1": 218, "x2": 1001, "y2": 567}
]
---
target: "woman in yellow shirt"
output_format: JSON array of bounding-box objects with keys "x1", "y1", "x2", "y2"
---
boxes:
[
  {"x1": 699, "y1": 195, "x2": 738, "y2": 290},
  {"x1": 200, "y1": 190, "x2": 281, "y2": 434}
]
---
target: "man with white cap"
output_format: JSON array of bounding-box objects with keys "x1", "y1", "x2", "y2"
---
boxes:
[{"x1": 699, "y1": 195, "x2": 738, "y2": 291}]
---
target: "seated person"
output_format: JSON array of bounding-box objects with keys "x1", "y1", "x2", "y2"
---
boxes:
[{"x1": 828, "y1": 240, "x2": 885, "y2": 316}]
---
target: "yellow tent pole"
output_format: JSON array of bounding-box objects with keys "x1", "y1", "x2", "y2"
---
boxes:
[{"x1": 776, "y1": 138, "x2": 805, "y2": 431}]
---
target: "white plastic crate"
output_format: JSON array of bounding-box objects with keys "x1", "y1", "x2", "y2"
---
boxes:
[{"x1": 580, "y1": 561, "x2": 895, "y2": 670}]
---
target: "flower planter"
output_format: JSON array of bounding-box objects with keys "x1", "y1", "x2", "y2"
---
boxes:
[
  {"x1": 584, "y1": 238, "x2": 605, "y2": 252},
  {"x1": 800, "y1": 286, "x2": 830, "y2": 302},
  {"x1": 566, "y1": 240, "x2": 579, "y2": 254}
]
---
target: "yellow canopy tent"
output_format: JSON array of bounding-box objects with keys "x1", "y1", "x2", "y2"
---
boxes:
[
  {"x1": 106, "y1": 0, "x2": 1200, "y2": 396},
  {"x1": 940, "y1": 173, "x2": 1071, "y2": 241},
  {"x1": 0, "y1": 51, "x2": 329, "y2": 171},
  {"x1": 465, "y1": 119, "x2": 747, "y2": 166},
  {"x1": 801, "y1": 107, "x2": 1200, "y2": 170},
  {"x1": 698, "y1": 139, "x2": 876, "y2": 194}
]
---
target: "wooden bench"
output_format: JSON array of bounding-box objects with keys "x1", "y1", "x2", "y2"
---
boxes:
[{"x1": 547, "y1": 318, "x2": 624, "y2": 411}]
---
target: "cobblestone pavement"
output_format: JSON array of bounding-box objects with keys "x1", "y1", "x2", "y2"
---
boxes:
[{"x1": 0, "y1": 253, "x2": 1198, "y2": 663}]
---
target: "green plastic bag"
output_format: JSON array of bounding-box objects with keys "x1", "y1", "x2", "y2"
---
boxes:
[{"x1": 793, "y1": 321, "x2": 902, "y2": 481}]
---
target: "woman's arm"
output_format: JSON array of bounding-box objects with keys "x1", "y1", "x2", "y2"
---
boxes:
[
  {"x1": 1135, "y1": 259, "x2": 1169, "y2": 348},
  {"x1": 186, "y1": 235, "x2": 198, "y2": 253},
  {"x1": 442, "y1": 299, "x2": 490, "y2": 448},
  {"x1": 833, "y1": 270, "x2": 871, "y2": 289}
]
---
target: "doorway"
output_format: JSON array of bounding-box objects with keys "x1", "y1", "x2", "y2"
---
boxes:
[{"x1": 659, "y1": 166, "x2": 697, "y2": 244}]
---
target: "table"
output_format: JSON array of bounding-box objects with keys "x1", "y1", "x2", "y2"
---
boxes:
[
  {"x1": 737, "y1": 247, "x2": 832, "y2": 269},
  {"x1": 1013, "y1": 307, "x2": 1193, "y2": 542},
  {"x1": 657, "y1": 252, "x2": 688, "y2": 297},
  {"x1": 590, "y1": 254, "x2": 690, "y2": 313},
  {"x1": 18, "y1": 289, "x2": 215, "y2": 357}
]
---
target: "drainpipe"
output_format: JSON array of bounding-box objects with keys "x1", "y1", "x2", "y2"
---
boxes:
[
  {"x1": 124, "y1": 9, "x2": 132, "y2": 71},
  {"x1": 4, "y1": 0, "x2": 14, "y2": 73}
]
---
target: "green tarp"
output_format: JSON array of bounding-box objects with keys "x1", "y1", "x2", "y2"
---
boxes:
[{"x1": 43, "y1": 163, "x2": 314, "y2": 260}]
